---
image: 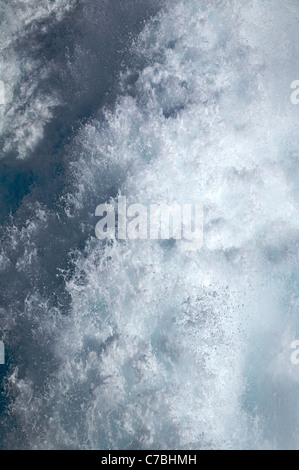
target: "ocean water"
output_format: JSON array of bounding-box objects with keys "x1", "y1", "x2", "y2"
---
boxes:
[{"x1": 1, "y1": 0, "x2": 299, "y2": 450}]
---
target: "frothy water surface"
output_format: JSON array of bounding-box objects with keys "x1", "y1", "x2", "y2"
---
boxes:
[{"x1": 1, "y1": 0, "x2": 299, "y2": 450}]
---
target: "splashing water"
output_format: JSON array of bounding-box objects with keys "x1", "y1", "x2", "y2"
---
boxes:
[{"x1": 1, "y1": 0, "x2": 299, "y2": 450}]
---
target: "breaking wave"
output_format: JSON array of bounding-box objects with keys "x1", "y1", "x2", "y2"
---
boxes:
[{"x1": 1, "y1": 0, "x2": 299, "y2": 450}]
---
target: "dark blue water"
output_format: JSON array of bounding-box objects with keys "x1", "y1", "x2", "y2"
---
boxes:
[
  {"x1": 1, "y1": 0, "x2": 299, "y2": 450},
  {"x1": 0, "y1": 0, "x2": 162, "y2": 449}
]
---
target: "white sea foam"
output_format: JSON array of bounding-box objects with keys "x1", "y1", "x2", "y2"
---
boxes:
[
  {"x1": 0, "y1": 0, "x2": 77, "y2": 159},
  {"x1": 4, "y1": 0, "x2": 299, "y2": 450}
]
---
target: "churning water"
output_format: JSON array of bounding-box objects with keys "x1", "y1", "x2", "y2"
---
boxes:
[{"x1": 1, "y1": 0, "x2": 299, "y2": 450}]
